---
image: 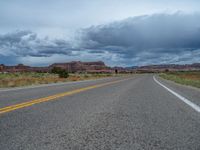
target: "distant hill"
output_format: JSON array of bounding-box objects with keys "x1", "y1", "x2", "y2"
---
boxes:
[
  {"x1": 0, "y1": 61, "x2": 113, "y2": 73},
  {"x1": 133, "y1": 63, "x2": 200, "y2": 73},
  {"x1": 1, "y1": 62, "x2": 200, "y2": 73}
]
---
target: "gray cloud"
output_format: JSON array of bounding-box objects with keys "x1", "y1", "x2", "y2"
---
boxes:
[
  {"x1": 0, "y1": 30, "x2": 80, "y2": 65},
  {"x1": 0, "y1": 30, "x2": 73, "y2": 57},
  {"x1": 0, "y1": 30, "x2": 109, "y2": 66},
  {"x1": 1, "y1": 13, "x2": 200, "y2": 66},
  {"x1": 79, "y1": 13, "x2": 200, "y2": 65}
]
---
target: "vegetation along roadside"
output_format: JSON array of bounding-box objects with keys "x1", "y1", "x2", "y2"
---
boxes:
[
  {"x1": 159, "y1": 71, "x2": 200, "y2": 88},
  {"x1": 0, "y1": 71, "x2": 114, "y2": 88}
]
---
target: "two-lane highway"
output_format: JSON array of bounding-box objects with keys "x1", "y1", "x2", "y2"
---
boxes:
[{"x1": 0, "y1": 74, "x2": 200, "y2": 149}]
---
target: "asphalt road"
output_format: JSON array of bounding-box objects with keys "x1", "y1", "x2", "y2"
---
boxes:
[{"x1": 0, "y1": 74, "x2": 200, "y2": 150}]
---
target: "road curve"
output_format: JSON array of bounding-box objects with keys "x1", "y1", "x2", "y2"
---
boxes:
[{"x1": 0, "y1": 74, "x2": 200, "y2": 150}]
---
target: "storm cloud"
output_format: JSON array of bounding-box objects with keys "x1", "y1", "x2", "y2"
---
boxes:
[
  {"x1": 0, "y1": 30, "x2": 74, "y2": 57},
  {"x1": 79, "y1": 13, "x2": 200, "y2": 65},
  {"x1": 1, "y1": 13, "x2": 200, "y2": 66},
  {"x1": 0, "y1": 30, "x2": 79, "y2": 65},
  {"x1": 0, "y1": 30, "x2": 110, "y2": 65}
]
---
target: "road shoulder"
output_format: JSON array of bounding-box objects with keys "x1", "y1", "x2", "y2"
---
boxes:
[{"x1": 156, "y1": 75, "x2": 200, "y2": 108}]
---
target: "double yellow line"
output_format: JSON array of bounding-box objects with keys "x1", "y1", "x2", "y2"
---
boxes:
[{"x1": 0, "y1": 78, "x2": 130, "y2": 115}]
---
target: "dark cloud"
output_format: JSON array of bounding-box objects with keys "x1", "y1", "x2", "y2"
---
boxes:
[
  {"x1": 0, "y1": 30, "x2": 73, "y2": 57},
  {"x1": 0, "y1": 30, "x2": 80, "y2": 65},
  {"x1": 79, "y1": 13, "x2": 200, "y2": 65},
  {"x1": 1, "y1": 13, "x2": 200, "y2": 66}
]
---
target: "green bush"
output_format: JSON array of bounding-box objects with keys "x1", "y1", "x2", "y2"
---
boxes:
[
  {"x1": 51, "y1": 67, "x2": 69, "y2": 78},
  {"x1": 51, "y1": 67, "x2": 62, "y2": 74},
  {"x1": 58, "y1": 70, "x2": 69, "y2": 78}
]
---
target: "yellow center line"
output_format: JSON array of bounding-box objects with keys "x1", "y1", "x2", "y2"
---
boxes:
[{"x1": 0, "y1": 78, "x2": 131, "y2": 115}]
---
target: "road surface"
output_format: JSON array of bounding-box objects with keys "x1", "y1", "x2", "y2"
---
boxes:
[{"x1": 0, "y1": 74, "x2": 200, "y2": 150}]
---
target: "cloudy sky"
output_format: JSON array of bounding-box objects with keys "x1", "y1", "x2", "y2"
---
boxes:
[{"x1": 1, "y1": 0, "x2": 200, "y2": 66}]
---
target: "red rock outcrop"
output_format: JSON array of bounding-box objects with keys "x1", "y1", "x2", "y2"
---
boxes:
[
  {"x1": 50, "y1": 61, "x2": 110, "y2": 73},
  {"x1": 0, "y1": 61, "x2": 112, "y2": 73}
]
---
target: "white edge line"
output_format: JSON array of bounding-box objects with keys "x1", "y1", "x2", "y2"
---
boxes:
[{"x1": 153, "y1": 75, "x2": 200, "y2": 113}]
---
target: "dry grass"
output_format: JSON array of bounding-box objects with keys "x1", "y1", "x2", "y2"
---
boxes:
[
  {"x1": 0, "y1": 72, "x2": 114, "y2": 88},
  {"x1": 160, "y1": 71, "x2": 200, "y2": 88}
]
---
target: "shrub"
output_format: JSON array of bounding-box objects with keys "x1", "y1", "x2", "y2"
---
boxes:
[
  {"x1": 51, "y1": 67, "x2": 69, "y2": 78},
  {"x1": 51, "y1": 67, "x2": 62, "y2": 74},
  {"x1": 58, "y1": 70, "x2": 69, "y2": 78}
]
